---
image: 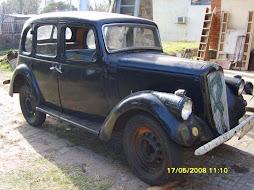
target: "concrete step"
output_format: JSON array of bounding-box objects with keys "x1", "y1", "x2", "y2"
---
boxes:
[{"x1": 224, "y1": 69, "x2": 254, "y2": 79}]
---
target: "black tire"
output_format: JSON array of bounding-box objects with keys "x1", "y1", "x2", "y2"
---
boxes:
[
  {"x1": 123, "y1": 114, "x2": 183, "y2": 186},
  {"x1": 19, "y1": 84, "x2": 46, "y2": 126}
]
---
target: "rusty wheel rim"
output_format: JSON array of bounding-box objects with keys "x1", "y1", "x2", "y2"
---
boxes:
[
  {"x1": 132, "y1": 126, "x2": 164, "y2": 173},
  {"x1": 23, "y1": 89, "x2": 35, "y2": 115}
]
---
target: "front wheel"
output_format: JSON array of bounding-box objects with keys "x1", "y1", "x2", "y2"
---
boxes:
[
  {"x1": 19, "y1": 84, "x2": 46, "y2": 126},
  {"x1": 123, "y1": 114, "x2": 183, "y2": 186}
]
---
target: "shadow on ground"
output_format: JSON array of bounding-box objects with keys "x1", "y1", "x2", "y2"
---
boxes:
[
  {"x1": 17, "y1": 116, "x2": 254, "y2": 190},
  {"x1": 16, "y1": 116, "x2": 149, "y2": 190}
]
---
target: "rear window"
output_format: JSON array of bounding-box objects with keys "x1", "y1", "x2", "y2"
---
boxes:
[
  {"x1": 36, "y1": 25, "x2": 57, "y2": 57},
  {"x1": 23, "y1": 28, "x2": 33, "y2": 53},
  {"x1": 64, "y1": 26, "x2": 97, "y2": 62}
]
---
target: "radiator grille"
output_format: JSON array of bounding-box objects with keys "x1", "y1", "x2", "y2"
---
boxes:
[{"x1": 207, "y1": 71, "x2": 230, "y2": 134}]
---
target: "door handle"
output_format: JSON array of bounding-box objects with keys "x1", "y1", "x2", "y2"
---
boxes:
[
  {"x1": 55, "y1": 66, "x2": 62, "y2": 74},
  {"x1": 50, "y1": 65, "x2": 62, "y2": 74},
  {"x1": 50, "y1": 66, "x2": 56, "y2": 70}
]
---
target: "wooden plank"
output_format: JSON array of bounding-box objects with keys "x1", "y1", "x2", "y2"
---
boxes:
[
  {"x1": 243, "y1": 11, "x2": 254, "y2": 70},
  {"x1": 217, "y1": 11, "x2": 229, "y2": 60},
  {"x1": 197, "y1": 8, "x2": 216, "y2": 61}
]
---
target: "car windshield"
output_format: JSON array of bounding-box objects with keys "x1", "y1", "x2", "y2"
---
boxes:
[{"x1": 103, "y1": 24, "x2": 162, "y2": 53}]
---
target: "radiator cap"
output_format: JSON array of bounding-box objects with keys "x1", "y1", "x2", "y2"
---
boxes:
[{"x1": 174, "y1": 89, "x2": 186, "y2": 97}]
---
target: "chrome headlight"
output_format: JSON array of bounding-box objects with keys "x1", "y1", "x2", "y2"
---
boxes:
[
  {"x1": 244, "y1": 81, "x2": 253, "y2": 95},
  {"x1": 152, "y1": 91, "x2": 193, "y2": 120},
  {"x1": 238, "y1": 81, "x2": 245, "y2": 95},
  {"x1": 225, "y1": 77, "x2": 245, "y2": 96},
  {"x1": 181, "y1": 99, "x2": 193, "y2": 120}
]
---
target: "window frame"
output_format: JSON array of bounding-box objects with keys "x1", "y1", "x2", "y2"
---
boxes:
[
  {"x1": 102, "y1": 23, "x2": 162, "y2": 54},
  {"x1": 60, "y1": 23, "x2": 100, "y2": 64},
  {"x1": 34, "y1": 23, "x2": 58, "y2": 59},
  {"x1": 21, "y1": 26, "x2": 33, "y2": 56}
]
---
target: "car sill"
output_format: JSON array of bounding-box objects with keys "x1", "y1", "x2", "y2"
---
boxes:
[{"x1": 36, "y1": 105, "x2": 101, "y2": 136}]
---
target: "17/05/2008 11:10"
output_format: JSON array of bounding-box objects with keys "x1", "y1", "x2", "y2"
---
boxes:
[{"x1": 167, "y1": 167, "x2": 229, "y2": 174}]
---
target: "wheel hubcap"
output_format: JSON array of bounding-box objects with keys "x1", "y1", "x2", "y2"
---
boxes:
[
  {"x1": 25, "y1": 96, "x2": 34, "y2": 114},
  {"x1": 133, "y1": 127, "x2": 164, "y2": 173}
]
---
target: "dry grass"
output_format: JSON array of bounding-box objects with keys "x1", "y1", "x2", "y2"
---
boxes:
[
  {"x1": 162, "y1": 41, "x2": 199, "y2": 58},
  {"x1": 0, "y1": 158, "x2": 111, "y2": 190},
  {"x1": 0, "y1": 55, "x2": 13, "y2": 71}
]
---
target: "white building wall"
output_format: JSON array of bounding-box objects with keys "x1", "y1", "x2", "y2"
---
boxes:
[
  {"x1": 186, "y1": 4, "x2": 209, "y2": 41},
  {"x1": 221, "y1": 0, "x2": 254, "y2": 50},
  {"x1": 153, "y1": 0, "x2": 210, "y2": 42},
  {"x1": 221, "y1": 0, "x2": 254, "y2": 30}
]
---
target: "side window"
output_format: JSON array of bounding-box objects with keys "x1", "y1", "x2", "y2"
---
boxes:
[
  {"x1": 64, "y1": 26, "x2": 97, "y2": 62},
  {"x1": 24, "y1": 28, "x2": 33, "y2": 53},
  {"x1": 86, "y1": 29, "x2": 96, "y2": 49},
  {"x1": 65, "y1": 27, "x2": 72, "y2": 40},
  {"x1": 36, "y1": 25, "x2": 57, "y2": 57}
]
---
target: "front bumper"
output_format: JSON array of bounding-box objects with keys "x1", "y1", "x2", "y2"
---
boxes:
[{"x1": 195, "y1": 113, "x2": 254, "y2": 156}]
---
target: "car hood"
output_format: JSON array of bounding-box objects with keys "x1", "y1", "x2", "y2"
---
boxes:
[{"x1": 110, "y1": 51, "x2": 220, "y2": 76}]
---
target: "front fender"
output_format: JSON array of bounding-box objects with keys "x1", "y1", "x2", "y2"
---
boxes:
[
  {"x1": 9, "y1": 64, "x2": 42, "y2": 105},
  {"x1": 99, "y1": 91, "x2": 213, "y2": 146}
]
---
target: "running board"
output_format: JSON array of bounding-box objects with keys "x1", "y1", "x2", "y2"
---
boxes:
[{"x1": 36, "y1": 105, "x2": 101, "y2": 135}]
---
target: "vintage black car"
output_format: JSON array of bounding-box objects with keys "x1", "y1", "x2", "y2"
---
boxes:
[{"x1": 9, "y1": 11, "x2": 254, "y2": 185}]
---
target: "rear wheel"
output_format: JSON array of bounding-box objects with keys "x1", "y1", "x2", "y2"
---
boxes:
[
  {"x1": 123, "y1": 114, "x2": 183, "y2": 186},
  {"x1": 19, "y1": 84, "x2": 46, "y2": 126}
]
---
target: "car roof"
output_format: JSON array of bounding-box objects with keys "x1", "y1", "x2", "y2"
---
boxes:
[{"x1": 24, "y1": 11, "x2": 156, "y2": 27}]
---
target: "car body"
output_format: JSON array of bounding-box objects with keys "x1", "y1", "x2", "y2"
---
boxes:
[{"x1": 9, "y1": 11, "x2": 254, "y2": 185}]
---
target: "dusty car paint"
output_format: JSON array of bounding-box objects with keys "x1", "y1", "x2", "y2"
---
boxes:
[{"x1": 10, "y1": 11, "x2": 247, "y2": 147}]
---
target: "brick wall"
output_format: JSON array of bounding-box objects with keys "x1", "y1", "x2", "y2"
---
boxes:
[
  {"x1": 139, "y1": 0, "x2": 153, "y2": 20},
  {"x1": 210, "y1": 0, "x2": 221, "y2": 50}
]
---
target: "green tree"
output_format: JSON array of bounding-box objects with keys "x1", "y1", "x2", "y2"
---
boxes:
[
  {"x1": 41, "y1": 1, "x2": 77, "y2": 13},
  {"x1": 0, "y1": 0, "x2": 41, "y2": 17},
  {"x1": 0, "y1": 0, "x2": 20, "y2": 15},
  {"x1": 0, "y1": 0, "x2": 20, "y2": 25},
  {"x1": 23, "y1": 0, "x2": 41, "y2": 14},
  {"x1": 88, "y1": 1, "x2": 109, "y2": 12}
]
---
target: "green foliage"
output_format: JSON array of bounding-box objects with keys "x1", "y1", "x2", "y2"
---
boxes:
[
  {"x1": 41, "y1": 1, "x2": 77, "y2": 13},
  {"x1": 88, "y1": 1, "x2": 109, "y2": 12},
  {"x1": 0, "y1": 49, "x2": 13, "y2": 54},
  {"x1": 162, "y1": 41, "x2": 199, "y2": 57},
  {"x1": 0, "y1": 55, "x2": 14, "y2": 71},
  {"x1": 0, "y1": 0, "x2": 18, "y2": 24},
  {"x1": 22, "y1": 0, "x2": 41, "y2": 14},
  {"x1": 0, "y1": 0, "x2": 40, "y2": 16}
]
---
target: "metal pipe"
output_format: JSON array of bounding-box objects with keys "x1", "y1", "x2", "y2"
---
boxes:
[
  {"x1": 115, "y1": 0, "x2": 121, "y2": 13},
  {"x1": 195, "y1": 113, "x2": 254, "y2": 156},
  {"x1": 134, "y1": 0, "x2": 141, "y2": 17},
  {"x1": 109, "y1": 0, "x2": 115, "y2": 13}
]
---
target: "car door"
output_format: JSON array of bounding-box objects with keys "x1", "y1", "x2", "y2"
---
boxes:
[
  {"x1": 31, "y1": 23, "x2": 61, "y2": 109},
  {"x1": 58, "y1": 24, "x2": 108, "y2": 119}
]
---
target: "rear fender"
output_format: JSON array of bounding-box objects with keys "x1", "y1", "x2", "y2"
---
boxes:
[{"x1": 9, "y1": 64, "x2": 42, "y2": 105}]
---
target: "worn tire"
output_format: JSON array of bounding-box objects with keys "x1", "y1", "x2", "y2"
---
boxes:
[
  {"x1": 123, "y1": 114, "x2": 183, "y2": 186},
  {"x1": 19, "y1": 84, "x2": 46, "y2": 126}
]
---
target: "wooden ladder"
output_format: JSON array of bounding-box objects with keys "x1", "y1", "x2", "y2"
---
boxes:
[
  {"x1": 115, "y1": 0, "x2": 141, "y2": 17},
  {"x1": 217, "y1": 11, "x2": 229, "y2": 60},
  {"x1": 197, "y1": 8, "x2": 216, "y2": 61},
  {"x1": 241, "y1": 11, "x2": 254, "y2": 70}
]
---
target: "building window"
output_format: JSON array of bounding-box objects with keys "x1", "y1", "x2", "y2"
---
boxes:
[{"x1": 191, "y1": 0, "x2": 211, "y2": 5}]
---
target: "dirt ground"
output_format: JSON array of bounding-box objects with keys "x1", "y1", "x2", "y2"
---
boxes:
[{"x1": 0, "y1": 71, "x2": 254, "y2": 190}]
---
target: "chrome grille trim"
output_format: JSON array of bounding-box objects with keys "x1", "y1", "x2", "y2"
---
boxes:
[{"x1": 207, "y1": 71, "x2": 230, "y2": 134}]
